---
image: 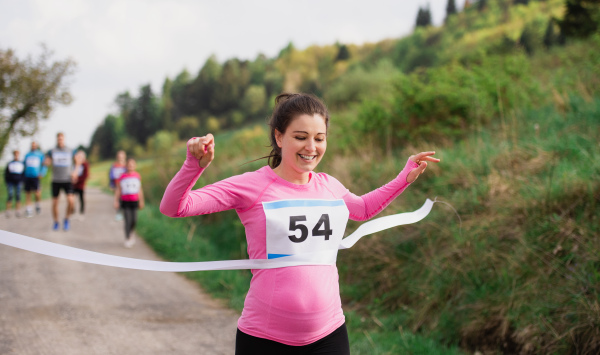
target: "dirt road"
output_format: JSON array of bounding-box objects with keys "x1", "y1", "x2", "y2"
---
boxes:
[{"x1": 0, "y1": 188, "x2": 239, "y2": 355}]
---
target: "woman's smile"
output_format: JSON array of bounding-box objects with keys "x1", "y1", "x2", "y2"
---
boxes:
[{"x1": 299, "y1": 154, "x2": 317, "y2": 161}]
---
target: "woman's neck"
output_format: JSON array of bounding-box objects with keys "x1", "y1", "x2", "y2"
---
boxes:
[{"x1": 272, "y1": 165, "x2": 311, "y2": 185}]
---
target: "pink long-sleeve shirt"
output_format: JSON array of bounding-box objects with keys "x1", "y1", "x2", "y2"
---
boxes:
[{"x1": 160, "y1": 150, "x2": 418, "y2": 346}]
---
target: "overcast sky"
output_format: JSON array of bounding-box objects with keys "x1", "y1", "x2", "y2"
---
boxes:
[{"x1": 1, "y1": 0, "x2": 464, "y2": 162}]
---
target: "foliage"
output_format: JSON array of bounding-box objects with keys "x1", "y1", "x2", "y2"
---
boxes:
[
  {"x1": 520, "y1": 24, "x2": 537, "y2": 55},
  {"x1": 325, "y1": 59, "x2": 400, "y2": 109},
  {"x1": 477, "y1": 0, "x2": 488, "y2": 12},
  {"x1": 447, "y1": 0, "x2": 459, "y2": 13},
  {"x1": 335, "y1": 44, "x2": 351, "y2": 62},
  {"x1": 415, "y1": 6, "x2": 433, "y2": 28},
  {"x1": 355, "y1": 53, "x2": 544, "y2": 151},
  {"x1": 446, "y1": 0, "x2": 458, "y2": 21},
  {"x1": 145, "y1": 130, "x2": 179, "y2": 187},
  {"x1": 89, "y1": 114, "x2": 125, "y2": 161},
  {"x1": 126, "y1": 84, "x2": 161, "y2": 145},
  {"x1": 174, "y1": 116, "x2": 200, "y2": 139},
  {"x1": 241, "y1": 84, "x2": 267, "y2": 118},
  {"x1": 0, "y1": 45, "x2": 75, "y2": 157},
  {"x1": 558, "y1": 0, "x2": 600, "y2": 38},
  {"x1": 543, "y1": 18, "x2": 559, "y2": 48}
]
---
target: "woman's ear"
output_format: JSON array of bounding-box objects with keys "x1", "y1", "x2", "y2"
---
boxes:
[{"x1": 274, "y1": 129, "x2": 283, "y2": 148}]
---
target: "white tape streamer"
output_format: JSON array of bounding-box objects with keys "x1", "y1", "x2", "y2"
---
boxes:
[{"x1": 0, "y1": 199, "x2": 435, "y2": 272}]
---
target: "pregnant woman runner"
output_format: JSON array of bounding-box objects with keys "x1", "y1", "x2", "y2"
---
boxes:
[{"x1": 160, "y1": 93, "x2": 440, "y2": 354}]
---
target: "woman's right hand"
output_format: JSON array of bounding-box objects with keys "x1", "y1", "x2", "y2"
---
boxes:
[{"x1": 187, "y1": 134, "x2": 215, "y2": 168}]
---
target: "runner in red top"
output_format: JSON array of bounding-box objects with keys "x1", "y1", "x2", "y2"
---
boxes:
[{"x1": 73, "y1": 150, "x2": 89, "y2": 219}]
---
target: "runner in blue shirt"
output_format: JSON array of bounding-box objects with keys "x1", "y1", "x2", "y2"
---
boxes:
[{"x1": 23, "y1": 141, "x2": 47, "y2": 217}]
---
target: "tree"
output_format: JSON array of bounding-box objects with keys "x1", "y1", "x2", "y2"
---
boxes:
[
  {"x1": 558, "y1": 0, "x2": 600, "y2": 38},
  {"x1": 0, "y1": 46, "x2": 75, "y2": 157},
  {"x1": 499, "y1": 0, "x2": 512, "y2": 22},
  {"x1": 278, "y1": 42, "x2": 295, "y2": 59},
  {"x1": 415, "y1": 6, "x2": 433, "y2": 28},
  {"x1": 478, "y1": 0, "x2": 489, "y2": 11},
  {"x1": 211, "y1": 59, "x2": 250, "y2": 117},
  {"x1": 335, "y1": 44, "x2": 351, "y2": 61},
  {"x1": 519, "y1": 25, "x2": 537, "y2": 55},
  {"x1": 160, "y1": 78, "x2": 174, "y2": 130},
  {"x1": 169, "y1": 69, "x2": 193, "y2": 121},
  {"x1": 514, "y1": 0, "x2": 530, "y2": 5},
  {"x1": 242, "y1": 85, "x2": 267, "y2": 118},
  {"x1": 125, "y1": 84, "x2": 161, "y2": 144},
  {"x1": 115, "y1": 91, "x2": 135, "y2": 118},
  {"x1": 543, "y1": 18, "x2": 557, "y2": 48},
  {"x1": 446, "y1": 0, "x2": 458, "y2": 21},
  {"x1": 188, "y1": 55, "x2": 222, "y2": 117},
  {"x1": 89, "y1": 114, "x2": 124, "y2": 160}
]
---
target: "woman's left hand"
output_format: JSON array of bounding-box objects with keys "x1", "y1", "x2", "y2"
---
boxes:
[{"x1": 407, "y1": 151, "x2": 440, "y2": 183}]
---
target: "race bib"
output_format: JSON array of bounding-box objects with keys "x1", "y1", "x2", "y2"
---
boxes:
[
  {"x1": 25, "y1": 156, "x2": 41, "y2": 168},
  {"x1": 77, "y1": 165, "x2": 84, "y2": 176},
  {"x1": 120, "y1": 177, "x2": 141, "y2": 195},
  {"x1": 52, "y1": 151, "x2": 71, "y2": 167},
  {"x1": 263, "y1": 199, "x2": 349, "y2": 260},
  {"x1": 8, "y1": 162, "x2": 24, "y2": 174},
  {"x1": 112, "y1": 167, "x2": 126, "y2": 180}
]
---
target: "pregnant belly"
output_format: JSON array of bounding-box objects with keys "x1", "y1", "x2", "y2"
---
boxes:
[{"x1": 240, "y1": 265, "x2": 344, "y2": 338}]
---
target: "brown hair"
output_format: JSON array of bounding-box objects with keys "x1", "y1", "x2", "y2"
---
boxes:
[{"x1": 267, "y1": 93, "x2": 330, "y2": 168}]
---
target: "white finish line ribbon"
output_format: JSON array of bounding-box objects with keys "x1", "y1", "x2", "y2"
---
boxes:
[{"x1": 0, "y1": 199, "x2": 435, "y2": 272}]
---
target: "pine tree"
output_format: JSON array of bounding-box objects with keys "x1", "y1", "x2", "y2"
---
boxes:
[
  {"x1": 335, "y1": 44, "x2": 351, "y2": 61},
  {"x1": 415, "y1": 6, "x2": 433, "y2": 28},
  {"x1": 446, "y1": 0, "x2": 458, "y2": 21}
]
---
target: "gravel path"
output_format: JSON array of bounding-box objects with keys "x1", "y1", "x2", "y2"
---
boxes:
[{"x1": 0, "y1": 188, "x2": 239, "y2": 355}]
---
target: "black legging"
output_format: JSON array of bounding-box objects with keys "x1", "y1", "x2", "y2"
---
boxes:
[
  {"x1": 235, "y1": 323, "x2": 350, "y2": 355},
  {"x1": 120, "y1": 201, "x2": 139, "y2": 239},
  {"x1": 74, "y1": 188, "x2": 84, "y2": 213}
]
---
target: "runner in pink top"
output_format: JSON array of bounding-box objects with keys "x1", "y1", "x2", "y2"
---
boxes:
[
  {"x1": 115, "y1": 158, "x2": 145, "y2": 248},
  {"x1": 160, "y1": 93, "x2": 440, "y2": 354}
]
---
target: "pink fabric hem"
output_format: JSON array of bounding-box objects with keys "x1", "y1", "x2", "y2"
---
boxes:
[{"x1": 237, "y1": 317, "x2": 346, "y2": 346}]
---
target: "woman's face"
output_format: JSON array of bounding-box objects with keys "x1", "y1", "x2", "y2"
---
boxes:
[
  {"x1": 126, "y1": 159, "x2": 136, "y2": 172},
  {"x1": 275, "y1": 113, "x2": 327, "y2": 175}
]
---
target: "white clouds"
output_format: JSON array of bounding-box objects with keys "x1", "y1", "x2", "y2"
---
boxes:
[{"x1": 30, "y1": 0, "x2": 89, "y2": 24}]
